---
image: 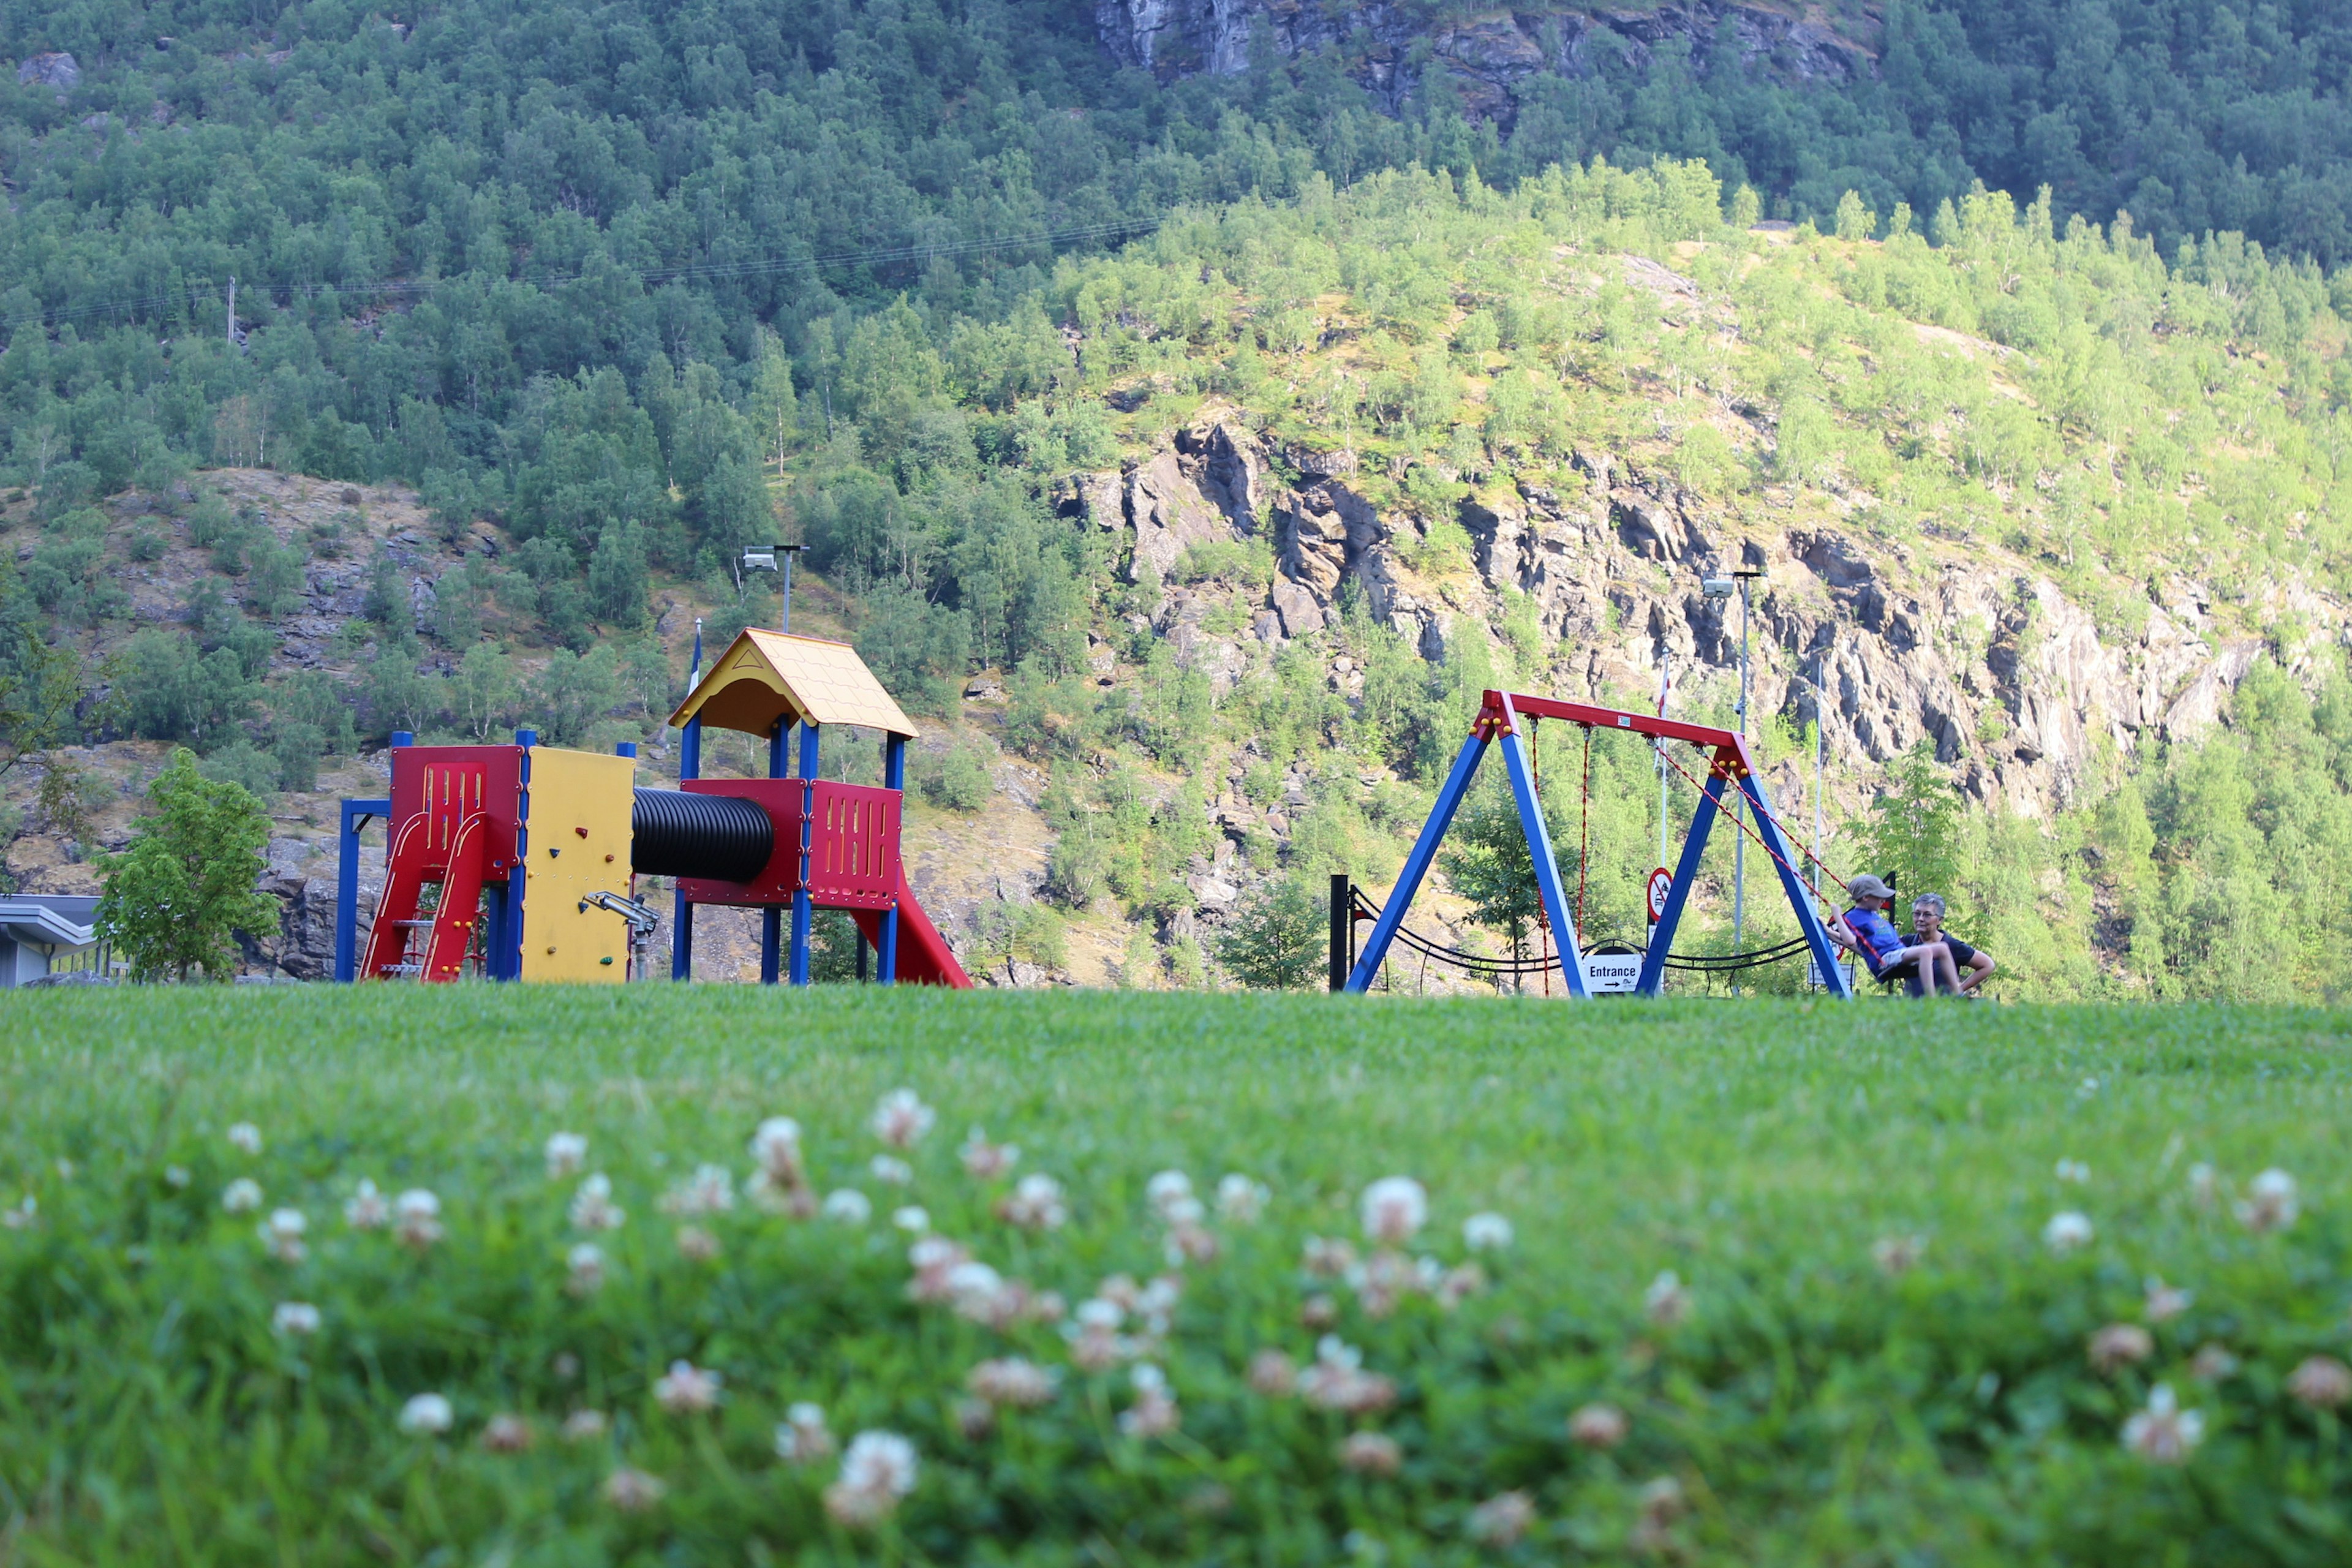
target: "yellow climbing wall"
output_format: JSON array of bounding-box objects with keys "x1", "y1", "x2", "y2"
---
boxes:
[{"x1": 519, "y1": 747, "x2": 637, "y2": 983}]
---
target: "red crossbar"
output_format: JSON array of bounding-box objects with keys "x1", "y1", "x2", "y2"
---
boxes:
[{"x1": 1479, "y1": 690, "x2": 1738, "y2": 751}]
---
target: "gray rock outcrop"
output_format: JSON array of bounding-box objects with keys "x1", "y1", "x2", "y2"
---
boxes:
[{"x1": 1093, "y1": 2, "x2": 1871, "y2": 126}]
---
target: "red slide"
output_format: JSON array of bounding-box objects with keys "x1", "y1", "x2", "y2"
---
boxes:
[{"x1": 851, "y1": 876, "x2": 973, "y2": 988}]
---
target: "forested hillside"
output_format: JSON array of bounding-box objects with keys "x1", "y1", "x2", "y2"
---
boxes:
[{"x1": 5, "y1": 1, "x2": 2352, "y2": 1000}]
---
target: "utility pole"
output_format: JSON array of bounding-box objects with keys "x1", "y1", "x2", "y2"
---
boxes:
[
  {"x1": 225, "y1": 275, "x2": 236, "y2": 349},
  {"x1": 1730, "y1": 566, "x2": 1764, "y2": 968},
  {"x1": 778, "y1": 543, "x2": 805, "y2": 633},
  {"x1": 1654, "y1": 648, "x2": 1672, "y2": 870}
]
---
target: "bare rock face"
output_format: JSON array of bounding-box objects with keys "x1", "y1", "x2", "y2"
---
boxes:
[
  {"x1": 1122, "y1": 450, "x2": 1242, "y2": 583},
  {"x1": 15, "y1": 51, "x2": 79, "y2": 94},
  {"x1": 1093, "y1": 2, "x2": 1871, "y2": 126}
]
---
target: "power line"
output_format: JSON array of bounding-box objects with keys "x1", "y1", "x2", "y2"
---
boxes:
[{"x1": 0, "y1": 214, "x2": 1164, "y2": 336}]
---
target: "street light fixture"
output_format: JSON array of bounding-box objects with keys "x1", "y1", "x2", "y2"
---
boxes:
[{"x1": 734, "y1": 543, "x2": 810, "y2": 633}]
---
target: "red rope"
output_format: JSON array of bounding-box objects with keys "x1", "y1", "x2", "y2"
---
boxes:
[
  {"x1": 1654, "y1": 741, "x2": 1853, "y2": 941},
  {"x1": 1531, "y1": 719, "x2": 1549, "y2": 998}
]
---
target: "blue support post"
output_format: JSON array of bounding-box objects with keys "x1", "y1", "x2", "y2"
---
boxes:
[
  {"x1": 672, "y1": 715, "x2": 701, "y2": 981},
  {"x1": 879, "y1": 735, "x2": 905, "y2": 984},
  {"x1": 1496, "y1": 717, "x2": 1588, "y2": 998},
  {"x1": 497, "y1": 729, "x2": 535, "y2": 982},
  {"x1": 790, "y1": 723, "x2": 819, "y2": 986},
  {"x1": 334, "y1": 797, "x2": 390, "y2": 982},
  {"x1": 1735, "y1": 763, "x2": 1855, "y2": 1000},
  {"x1": 761, "y1": 717, "x2": 791, "y2": 985},
  {"x1": 1345, "y1": 729, "x2": 1488, "y2": 992},
  {"x1": 1635, "y1": 755, "x2": 1727, "y2": 997}
]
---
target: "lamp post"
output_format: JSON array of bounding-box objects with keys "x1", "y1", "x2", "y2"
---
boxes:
[
  {"x1": 1702, "y1": 567, "x2": 1765, "y2": 983},
  {"x1": 736, "y1": 543, "x2": 810, "y2": 632}
]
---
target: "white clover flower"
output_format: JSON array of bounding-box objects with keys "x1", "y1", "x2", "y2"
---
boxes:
[
  {"x1": 2043, "y1": 1210, "x2": 2095, "y2": 1254},
  {"x1": 561, "y1": 1408, "x2": 609, "y2": 1442},
  {"x1": 272, "y1": 1301, "x2": 322, "y2": 1336},
  {"x1": 2187, "y1": 1162, "x2": 2218, "y2": 1209},
  {"x1": 0, "y1": 1196, "x2": 36, "y2": 1231},
  {"x1": 1871, "y1": 1234, "x2": 1926, "y2": 1276},
  {"x1": 750, "y1": 1117, "x2": 802, "y2": 1179},
  {"x1": 259, "y1": 1208, "x2": 308, "y2": 1263},
  {"x1": 545, "y1": 1131, "x2": 588, "y2": 1179},
  {"x1": 227, "y1": 1123, "x2": 263, "y2": 1156},
  {"x1": 1076, "y1": 1297, "x2": 1124, "y2": 1330},
  {"x1": 654, "y1": 1360, "x2": 722, "y2": 1414},
  {"x1": 960, "y1": 1129, "x2": 1019, "y2": 1179},
  {"x1": 1118, "y1": 1365, "x2": 1180, "y2": 1438},
  {"x1": 164, "y1": 1165, "x2": 190, "y2": 1189},
  {"x1": 1000, "y1": 1172, "x2": 1068, "y2": 1230},
  {"x1": 397, "y1": 1393, "x2": 454, "y2": 1435},
  {"x1": 1216, "y1": 1174, "x2": 1269, "y2": 1223},
  {"x1": 826, "y1": 1431, "x2": 919, "y2": 1526},
  {"x1": 2054, "y1": 1158, "x2": 2089, "y2": 1184},
  {"x1": 479, "y1": 1412, "x2": 533, "y2": 1453},
  {"x1": 1567, "y1": 1401, "x2": 1629, "y2": 1449},
  {"x1": 603, "y1": 1467, "x2": 666, "y2": 1512},
  {"x1": 1466, "y1": 1490, "x2": 1535, "y2": 1546},
  {"x1": 566, "y1": 1242, "x2": 606, "y2": 1297},
  {"x1": 570, "y1": 1174, "x2": 625, "y2": 1232},
  {"x1": 2121, "y1": 1383, "x2": 2204, "y2": 1463},
  {"x1": 870, "y1": 1090, "x2": 936, "y2": 1150},
  {"x1": 344, "y1": 1178, "x2": 389, "y2": 1231},
  {"x1": 661, "y1": 1164, "x2": 735, "y2": 1218},
  {"x1": 823, "y1": 1188, "x2": 873, "y2": 1224},
  {"x1": 776, "y1": 1401, "x2": 834, "y2": 1462},
  {"x1": 892, "y1": 1205, "x2": 930, "y2": 1234},
  {"x1": 1359, "y1": 1177, "x2": 1427, "y2": 1245},
  {"x1": 2144, "y1": 1277, "x2": 2194, "y2": 1322},
  {"x1": 394, "y1": 1188, "x2": 443, "y2": 1250},
  {"x1": 1145, "y1": 1170, "x2": 1193, "y2": 1219},
  {"x1": 2286, "y1": 1355, "x2": 2352, "y2": 1409},
  {"x1": 675, "y1": 1224, "x2": 720, "y2": 1262},
  {"x1": 967, "y1": 1356, "x2": 1059, "y2": 1408},
  {"x1": 222, "y1": 1177, "x2": 263, "y2": 1214},
  {"x1": 1339, "y1": 1430, "x2": 1403, "y2": 1476},
  {"x1": 2237, "y1": 1167, "x2": 2298, "y2": 1232},
  {"x1": 1643, "y1": 1269, "x2": 1691, "y2": 1327},
  {"x1": 869, "y1": 1155, "x2": 914, "y2": 1186},
  {"x1": 1462, "y1": 1212, "x2": 1513, "y2": 1251}
]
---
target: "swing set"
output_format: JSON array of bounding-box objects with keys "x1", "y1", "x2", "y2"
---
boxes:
[{"x1": 1341, "y1": 688, "x2": 1857, "y2": 998}]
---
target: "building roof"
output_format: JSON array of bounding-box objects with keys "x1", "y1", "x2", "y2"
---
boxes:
[
  {"x1": 666, "y1": 629, "x2": 919, "y2": 740},
  {"x1": 0, "y1": 895, "x2": 99, "y2": 949}
]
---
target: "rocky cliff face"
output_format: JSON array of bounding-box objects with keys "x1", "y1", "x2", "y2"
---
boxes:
[
  {"x1": 1093, "y1": 1, "x2": 1874, "y2": 123},
  {"x1": 1063, "y1": 410, "x2": 2331, "y2": 824}
]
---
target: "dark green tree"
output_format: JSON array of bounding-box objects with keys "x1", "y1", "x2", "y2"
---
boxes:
[{"x1": 94, "y1": 749, "x2": 279, "y2": 982}]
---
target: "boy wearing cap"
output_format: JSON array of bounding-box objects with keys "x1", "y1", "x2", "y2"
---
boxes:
[{"x1": 1837, "y1": 874, "x2": 1964, "y2": 996}]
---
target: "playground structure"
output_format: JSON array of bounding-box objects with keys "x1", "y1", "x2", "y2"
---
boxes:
[
  {"x1": 1338, "y1": 688, "x2": 1854, "y2": 999},
  {"x1": 334, "y1": 630, "x2": 971, "y2": 987}
]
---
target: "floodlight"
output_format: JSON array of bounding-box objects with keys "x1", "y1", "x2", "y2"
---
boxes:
[{"x1": 1700, "y1": 576, "x2": 1735, "y2": 600}]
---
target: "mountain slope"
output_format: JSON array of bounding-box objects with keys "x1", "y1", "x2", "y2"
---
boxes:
[{"x1": 12, "y1": 161, "x2": 2352, "y2": 1000}]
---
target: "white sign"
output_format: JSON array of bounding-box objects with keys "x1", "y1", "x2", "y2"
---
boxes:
[
  {"x1": 1583, "y1": 949, "x2": 1643, "y2": 993},
  {"x1": 1645, "y1": 867, "x2": 1673, "y2": 923}
]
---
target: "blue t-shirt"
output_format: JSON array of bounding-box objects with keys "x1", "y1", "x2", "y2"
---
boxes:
[{"x1": 1841, "y1": 906, "x2": 1909, "y2": 970}]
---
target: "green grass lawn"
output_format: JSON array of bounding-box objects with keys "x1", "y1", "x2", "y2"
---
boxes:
[{"x1": 2, "y1": 987, "x2": 2349, "y2": 1566}]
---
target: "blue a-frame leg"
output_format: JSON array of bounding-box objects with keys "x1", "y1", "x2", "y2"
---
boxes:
[
  {"x1": 1495, "y1": 710, "x2": 1588, "y2": 997},
  {"x1": 1635, "y1": 761, "x2": 1724, "y2": 997},
  {"x1": 1344, "y1": 729, "x2": 1487, "y2": 992},
  {"x1": 1738, "y1": 766, "x2": 1853, "y2": 999}
]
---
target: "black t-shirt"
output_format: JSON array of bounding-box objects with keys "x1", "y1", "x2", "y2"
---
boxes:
[{"x1": 1899, "y1": 936, "x2": 1978, "y2": 995}]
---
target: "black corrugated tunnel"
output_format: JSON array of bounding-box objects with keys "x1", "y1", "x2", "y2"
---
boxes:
[{"x1": 630, "y1": 789, "x2": 774, "y2": 883}]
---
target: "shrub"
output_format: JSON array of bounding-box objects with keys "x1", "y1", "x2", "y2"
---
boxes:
[{"x1": 919, "y1": 740, "x2": 993, "y2": 813}]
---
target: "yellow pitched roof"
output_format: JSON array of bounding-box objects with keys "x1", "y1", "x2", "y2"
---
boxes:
[{"x1": 666, "y1": 629, "x2": 919, "y2": 739}]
